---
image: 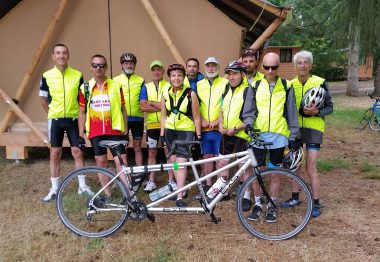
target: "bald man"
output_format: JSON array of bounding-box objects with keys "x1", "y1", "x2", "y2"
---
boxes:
[{"x1": 243, "y1": 52, "x2": 300, "y2": 223}]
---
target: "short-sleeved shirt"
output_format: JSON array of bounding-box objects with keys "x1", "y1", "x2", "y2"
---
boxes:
[{"x1": 79, "y1": 82, "x2": 125, "y2": 139}]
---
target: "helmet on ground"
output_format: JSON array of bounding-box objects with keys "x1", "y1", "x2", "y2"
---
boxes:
[
  {"x1": 120, "y1": 52, "x2": 137, "y2": 64},
  {"x1": 224, "y1": 60, "x2": 247, "y2": 74},
  {"x1": 167, "y1": 63, "x2": 186, "y2": 76},
  {"x1": 282, "y1": 148, "x2": 303, "y2": 172},
  {"x1": 301, "y1": 87, "x2": 326, "y2": 109}
]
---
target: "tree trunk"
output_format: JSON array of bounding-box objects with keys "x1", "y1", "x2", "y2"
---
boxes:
[
  {"x1": 372, "y1": 58, "x2": 380, "y2": 96},
  {"x1": 346, "y1": 30, "x2": 359, "y2": 96}
]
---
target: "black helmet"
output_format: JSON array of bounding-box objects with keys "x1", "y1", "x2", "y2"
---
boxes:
[
  {"x1": 120, "y1": 52, "x2": 137, "y2": 64},
  {"x1": 224, "y1": 60, "x2": 247, "y2": 74},
  {"x1": 167, "y1": 63, "x2": 186, "y2": 77}
]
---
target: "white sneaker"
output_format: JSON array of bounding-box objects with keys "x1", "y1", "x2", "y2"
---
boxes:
[
  {"x1": 43, "y1": 188, "x2": 57, "y2": 203},
  {"x1": 144, "y1": 180, "x2": 157, "y2": 192},
  {"x1": 168, "y1": 180, "x2": 178, "y2": 191},
  {"x1": 78, "y1": 186, "x2": 95, "y2": 196}
]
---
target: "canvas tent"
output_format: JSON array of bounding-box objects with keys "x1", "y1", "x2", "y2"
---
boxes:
[{"x1": 0, "y1": 0, "x2": 290, "y2": 159}]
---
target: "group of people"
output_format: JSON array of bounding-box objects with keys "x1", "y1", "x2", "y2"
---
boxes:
[{"x1": 39, "y1": 43, "x2": 333, "y2": 223}]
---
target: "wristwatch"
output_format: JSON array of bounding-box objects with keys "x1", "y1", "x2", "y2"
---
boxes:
[{"x1": 234, "y1": 127, "x2": 237, "y2": 133}]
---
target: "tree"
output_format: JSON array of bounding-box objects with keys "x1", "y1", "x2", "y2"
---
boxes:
[{"x1": 332, "y1": 0, "x2": 380, "y2": 96}]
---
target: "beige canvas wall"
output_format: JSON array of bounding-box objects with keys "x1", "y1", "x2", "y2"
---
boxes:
[{"x1": 0, "y1": 0, "x2": 242, "y2": 124}]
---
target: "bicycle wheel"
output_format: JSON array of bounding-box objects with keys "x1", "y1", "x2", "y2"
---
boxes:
[
  {"x1": 236, "y1": 168, "x2": 313, "y2": 241},
  {"x1": 369, "y1": 114, "x2": 380, "y2": 131},
  {"x1": 358, "y1": 108, "x2": 373, "y2": 130},
  {"x1": 56, "y1": 166, "x2": 129, "y2": 238}
]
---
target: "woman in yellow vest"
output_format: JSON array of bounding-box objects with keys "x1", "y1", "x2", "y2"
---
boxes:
[
  {"x1": 160, "y1": 64, "x2": 202, "y2": 207},
  {"x1": 282, "y1": 50, "x2": 333, "y2": 218}
]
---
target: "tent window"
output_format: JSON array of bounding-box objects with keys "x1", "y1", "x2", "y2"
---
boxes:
[{"x1": 280, "y1": 49, "x2": 292, "y2": 62}]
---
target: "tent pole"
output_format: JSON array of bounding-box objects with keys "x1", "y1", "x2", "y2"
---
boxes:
[
  {"x1": 140, "y1": 0, "x2": 185, "y2": 65},
  {"x1": 0, "y1": 88, "x2": 50, "y2": 146},
  {"x1": 0, "y1": 0, "x2": 69, "y2": 133}
]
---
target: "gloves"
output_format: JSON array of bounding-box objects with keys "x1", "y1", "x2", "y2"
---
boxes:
[
  {"x1": 76, "y1": 136, "x2": 86, "y2": 152},
  {"x1": 288, "y1": 140, "x2": 301, "y2": 151},
  {"x1": 245, "y1": 124, "x2": 253, "y2": 134},
  {"x1": 159, "y1": 135, "x2": 166, "y2": 146}
]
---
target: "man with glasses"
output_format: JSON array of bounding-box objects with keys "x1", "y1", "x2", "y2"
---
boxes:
[
  {"x1": 39, "y1": 43, "x2": 87, "y2": 203},
  {"x1": 244, "y1": 52, "x2": 300, "y2": 223},
  {"x1": 114, "y1": 53, "x2": 145, "y2": 166},
  {"x1": 78, "y1": 54, "x2": 128, "y2": 199}
]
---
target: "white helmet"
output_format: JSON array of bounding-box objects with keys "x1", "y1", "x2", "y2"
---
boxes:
[
  {"x1": 282, "y1": 148, "x2": 303, "y2": 172},
  {"x1": 301, "y1": 87, "x2": 326, "y2": 109}
]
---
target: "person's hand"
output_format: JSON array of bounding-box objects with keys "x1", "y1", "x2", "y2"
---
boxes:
[
  {"x1": 245, "y1": 124, "x2": 253, "y2": 133},
  {"x1": 288, "y1": 140, "x2": 301, "y2": 151},
  {"x1": 226, "y1": 128, "x2": 235, "y2": 136},
  {"x1": 159, "y1": 135, "x2": 166, "y2": 147},
  {"x1": 303, "y1": 103, "x2": 319, "y2": 116},
  {"x1": 201, "y1": 120, "x2": 209, "y2": 128},
  {"x1": 76, "y1": 136, "x2": 86, "y2": 152}
]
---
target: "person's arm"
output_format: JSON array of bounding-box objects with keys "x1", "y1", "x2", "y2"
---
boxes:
[
  {"x1": 160, "y1": 96, "x2": 167, "y2": 137},
  {"x1": 78, "y1": 89, "x2": 87, "y2": 138},
  {"x1": 241, "y1": 86, "x2": 257, "y2": 126},
  {"x1": 39, "y1": 76, "x2": 49, "y2": 114},
  {"x1": 191, "y1": 91, "x2": 201, "y2": 138},
  {"x1": 286, "y1": 86, "x2": 300, "y2": 141},
  {"x1": 319, "y1": 81, "x2": 333, "y2": 117},
  {"x1": 40, "y1": 97, "x2": 49, "y2": 114},
  {"x1": 139, "y1": 84, "x2": 160, "y2": 112}
]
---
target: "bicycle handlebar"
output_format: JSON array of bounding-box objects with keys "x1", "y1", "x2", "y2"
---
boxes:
[{"x1": 366, "y1": 92, "x2": 380, "y2": 101}]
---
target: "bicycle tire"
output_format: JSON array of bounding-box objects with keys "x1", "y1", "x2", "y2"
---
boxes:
[
  {"x1": 56, "y1": 166, "x2": 129, "y2": 238},
  {"x1": 359, "y1": 108, "x2": 373, "y2": 130},
  {"x1": 236, "y1": 168, "x2": 313, "y2": 241},
  {"x1": 369, "y1": 114, "x2": 380, "y2": 131}
]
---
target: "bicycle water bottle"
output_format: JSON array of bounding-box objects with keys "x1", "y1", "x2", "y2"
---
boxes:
[
  {"x1": 206, "y1": 176, "x2": 227, "y2": 199},
  {"x1": 149, "y1": 185, "x2": 173, "y2": 201}
]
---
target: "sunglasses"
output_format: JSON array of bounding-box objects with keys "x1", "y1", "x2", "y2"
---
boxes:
[
  {"x1": 91, "y1": 63, "x2": 107, "y2": 69},
  {"x1": 263, "y1": 65, "x2": 279, "y2": 70}
]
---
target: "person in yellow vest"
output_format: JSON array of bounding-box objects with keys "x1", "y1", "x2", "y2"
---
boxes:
[
  {"x1": 160, "y1": 64, "x2": 202, "y2": 207},
  {"x1": 242, "y1": 48, "x2": 264, "y2": 87},
  {"x1": 78, "y1": 54, "x2": 128, "y2": 199},
  {"x1": 184, "y1": 58, "x2": 204, "y2": 91},
  {"x1": 195, "y1": 57, "x2": 228, "y2": 193},
  {"x1": 113, "y1": 53, "x2": 144, "y2": 166},
  {"x1": 281, "y1": 50, "x2": 333, "y2": 218},
  {"x1": 39, "y1": 43, "x2": 87, "y2": 203},
  {"x1": 244, "y1": 52, "x2": 300, "y2": 223},
  {"x1": 140, "y1": 60, "x2": 177, "y2": 192},
  {"x1": 218, "y1": 61, "x2": 254, "y2": 207}
]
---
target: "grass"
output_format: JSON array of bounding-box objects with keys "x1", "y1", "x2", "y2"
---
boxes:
[
  {"x1": 325, "y1": 108, "x2": 365, "y2": 129},
  {"x1": 317, "y1": 158, "x2": 352, "y2": 172}
]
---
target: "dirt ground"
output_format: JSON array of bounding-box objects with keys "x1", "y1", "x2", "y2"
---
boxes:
[{"x1": 0, "y1": 82, "x2": 379, "y2": 261}]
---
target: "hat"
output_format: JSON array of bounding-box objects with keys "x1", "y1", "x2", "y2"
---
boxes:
[
  {"x1": 204, "y1": 57, "x2": 219, "y2": 65},
  {"x1": 150, "y1": 60, "x2": 164, "y2": 69}
]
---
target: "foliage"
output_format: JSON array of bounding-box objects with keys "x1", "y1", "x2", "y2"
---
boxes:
[{"x1": 268, "y1": 0, "x2": 347, "y2": 81}]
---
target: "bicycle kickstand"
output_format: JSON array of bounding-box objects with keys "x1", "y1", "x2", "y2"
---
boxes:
[{"x1": 209, "y1": 212, "x2": 221, "y2": 224}]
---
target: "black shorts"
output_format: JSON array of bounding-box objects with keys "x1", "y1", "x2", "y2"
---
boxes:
[
  {"x1": 48, "y1": 118, "x2": 80, "y2": 147},
  {"x1": 128, "y1": 121, "x2": 144, "y2": 140},
  {"x1": 164, "y1": 129, "x2": 195, "y2": 158},
  {"x1": 146, "y1": 129, "x2": 160, "y2": 149},
  {"x1": 252, "y1": 147, "x2": 285, "y2": 167},
  {"x1": 90, "y1": 135, "x2": 126, "y2": 157},
  {"x1": 219, "y1": 135, "x2": 248, "y2": 155}
]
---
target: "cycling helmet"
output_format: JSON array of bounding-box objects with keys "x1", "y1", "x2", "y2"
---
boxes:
[
  {"x1": 167, "y1": 63, "x2": 186, "y2": 76},
  {"x1": 282, "y1": 148, "x2": 303, "y2": 172},
  {"x1": 301, "y1": 87, "x2": 326, "y2": 109},
  {"x1": 224, "y1": 60, "x2": 247, "y2": 74},
  {"x1": 120, "y1": 52, "x2": 137, "y2": 64}
]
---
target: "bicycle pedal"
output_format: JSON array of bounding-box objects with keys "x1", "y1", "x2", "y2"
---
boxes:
[
  {"x1": 147, "y1": 214, "x2": 155, "y2": 223},
  {"x1": 210, "y1": 213, "x2": 221, "y2": 224}
]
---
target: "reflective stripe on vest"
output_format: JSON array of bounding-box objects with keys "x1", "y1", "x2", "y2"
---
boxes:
[
  {"x1": 197, "y1": 76, "x2": 228, "y2": 131},
  {"x1": 81, "y1": 78, "x2": 125, "y2": 135},
  {"x1": 43, "y1": 66, "x2": 82, "y2": 119},
  {"x1": 163, "y1": 86, "x2": 195, "y2": 131},
  {"x1": 145, "y1": 79, "x2": 170, "y2": 126},
  {"x1": 254, "y1": 78, "x2": 290, "y2": 137},
  {"x1": 222, "y1": 82, "x2": 250, "y2": 141},
  {"x1": 113, "y1": 73, "x2": 144, "y2": 117},
  {"x1": 291, "y1": 75, "x2": 326, "y2": 133}
]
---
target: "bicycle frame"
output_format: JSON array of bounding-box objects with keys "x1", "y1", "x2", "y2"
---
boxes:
[{"x1": 90, "y1": 148, "x2": 258, "y2": 215}]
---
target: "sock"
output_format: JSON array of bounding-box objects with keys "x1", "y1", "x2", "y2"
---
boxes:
[
  {"x1": 314, "y1": 199, "x2": 320, "y2": 206},
  {"x1": 292, "y1": 192, "x2": 300, "y2": 200},
  {"x1": 254, "y1": 196, "x2": 261, "y2": 207},
  {"x1": 51, "y1": 177, "x2": 60, "y2": 191},
  {"x1": 78, "y1": 175, "x2": 86, "y2": 188},
  {"x1": 243, "y1": 191, "x2": 250, "y2": 200}
]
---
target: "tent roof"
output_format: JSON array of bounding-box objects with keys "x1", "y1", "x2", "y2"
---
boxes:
[{"x1": 0, "y1": 0, "x2": 22, "y2": 20}]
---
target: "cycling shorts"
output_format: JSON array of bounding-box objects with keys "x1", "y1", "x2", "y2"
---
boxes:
[
  {"x1": 90, "y1": 135, "x2": 126, "y2": 157},
  {"x1": 201, "y1": 130, "x2": 221, "y2": 155},
  {"x1": 219, "y1": 135, "x2": 247, "y2": 155},
  {"x1": 128, "y1": 121, "x2": 144, "y2": 140},
  {"x1": 48, "y1": 118, "x2": 80, "y2": 147},
  {"x1": 146, "y1": 129, "x2": 160, "y2": 149},
  {"x1": 252, "y1": 147, "x2": 285, "y2": 167},
  {"x1": 164, "y1": 129, "x2": 194, "y2": 159}
]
